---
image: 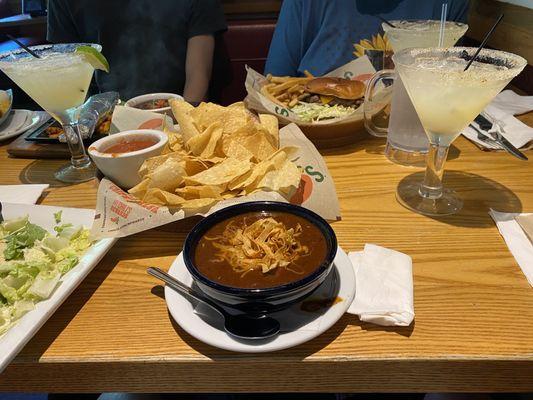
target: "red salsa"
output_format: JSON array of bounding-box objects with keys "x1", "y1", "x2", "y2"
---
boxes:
[{"x1": 102, "y1": 139, "x2": 158, "y2": 154}]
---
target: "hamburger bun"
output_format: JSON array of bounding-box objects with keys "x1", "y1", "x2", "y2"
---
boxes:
[{"x1": 305, "y1": 77, "x2": 365, "y2": 100}]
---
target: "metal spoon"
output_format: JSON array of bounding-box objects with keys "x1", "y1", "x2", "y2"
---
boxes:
[{"x1": 147, "y1": 267, "x2": 281, "y2": 340}]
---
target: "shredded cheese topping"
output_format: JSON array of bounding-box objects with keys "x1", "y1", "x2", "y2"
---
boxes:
[{"x1": 206, "y1": 217, "x2": 310, "y2": 275}]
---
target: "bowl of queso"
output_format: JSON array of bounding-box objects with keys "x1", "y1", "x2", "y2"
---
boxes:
[
  {"x1": 88, "y1": 129, "x2": 168, "y2": 189},
  {"x1": 183, "y1": 201, "x2": 337, "y2": 314},
  {"x1": 125, "y1": 93, "x2": 183, "y2": 118}
]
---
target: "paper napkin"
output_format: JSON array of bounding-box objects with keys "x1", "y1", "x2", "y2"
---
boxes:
[
  {"x1": 0, "y1": 184, "x2": 49, "y2": 204},
  {"x1": 462, "y1": 90, "x2": 533, "y2": 150},
  {"x1": 347, "y1": 244, "x2": 414, "y2": 327},
  {"x1": 516, "y1": 214, "x2": 533, "y2": 244},
  {"x1": 489, "y1": 210, "x2": 533, "y2": 287}
]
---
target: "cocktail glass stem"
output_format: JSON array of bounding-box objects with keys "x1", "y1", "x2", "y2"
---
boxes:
[
  {"x1": 63, "y1": 123, "x2": 91, "y2": 169},
  {"x1": 419, "y1": 143, "x2": 450, "y2": 200}
]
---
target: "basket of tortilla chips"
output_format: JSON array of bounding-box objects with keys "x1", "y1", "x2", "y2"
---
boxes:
[{"x1": 91, "y1": 100, "x2": 340, "y2": 238}]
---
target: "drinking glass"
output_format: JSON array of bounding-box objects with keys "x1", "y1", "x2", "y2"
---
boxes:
[
  {"x1": 0, "y1": 43, "x2": 101, "y2": 183},
  {"x1": 393, "y1": 47, "x2": 526, "y2": 216},
  {"x1": 364, "y1": 20, "x2": 468, "y2": 167}
]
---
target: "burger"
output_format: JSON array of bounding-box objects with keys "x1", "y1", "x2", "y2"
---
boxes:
[
  {"x1": 303, "y1": 77, "x2": 366, "y2": 107},
  {"x1": 292, "y1": 77, "x2": 366, "y2": 122}
]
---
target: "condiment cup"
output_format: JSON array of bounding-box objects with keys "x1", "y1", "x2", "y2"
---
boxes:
[
  {"x1": 124, "y1": 93, "x2": 183, "y2": 119},
  {"x1": 88, "y1": 129, "x2": 168, "y2": 189}
]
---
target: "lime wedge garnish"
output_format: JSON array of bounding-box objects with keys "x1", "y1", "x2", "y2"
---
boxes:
[{"x1": 76, "y1": 46, "x2": 110, "y2": 73}]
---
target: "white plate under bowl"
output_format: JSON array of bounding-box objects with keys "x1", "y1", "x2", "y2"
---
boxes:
[
  {"x1": 165, "y1": 246, "x2": 355, "y2": 353},
  {"x1": 0, "y1": 203, "x2": 117, "y2": 373}
]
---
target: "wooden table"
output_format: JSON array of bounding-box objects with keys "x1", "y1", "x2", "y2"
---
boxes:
[{"x1": 1, "y1": 116, "x2": 532, "y2": 393}]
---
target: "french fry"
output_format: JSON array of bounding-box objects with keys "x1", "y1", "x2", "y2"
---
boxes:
[
  {"x1": 260, "y1": 86, "x2": 286, "y2": 107},
  {"x1": 271, "y1": 76, "x2": 292, "y2": 83},
  {"x1": 277, "y1": 93, "x2": 289, "y2": 101},
  {"x1": 270, "y1": 78, "x2": 312, "y2": 95},
  {"x1": 304, "y1": 70, "x2": 314, "y2": 78},
  {"x1": 288, "y1": 84, "x2": 303, "y2": 94},
  {"x1": 298, "y1": 93, "x2": 310, "y2": 100},
  {"x1": 288, "y1": 97, "x2": 299, "y2": 108}
]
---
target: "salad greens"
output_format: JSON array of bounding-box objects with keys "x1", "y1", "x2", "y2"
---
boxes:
[
  {"x1": 291, "y1": 102, "x2": 356, "y2": 122},
  {"x1": 0, "y1": 212, "x2": 92, "y2": 335}
]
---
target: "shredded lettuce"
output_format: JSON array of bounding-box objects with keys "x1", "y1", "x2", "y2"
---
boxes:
[
  {"x1": 0, "y1": 214, "x2": 93, "y2": 335},
  {"x1": 292, "y1": 102, "x2": 356, "y2": 122}
]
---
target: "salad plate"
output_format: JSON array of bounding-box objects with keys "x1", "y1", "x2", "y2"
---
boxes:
[{"x1": 0, "y1": 203, "x2": 116, "y2": 373}]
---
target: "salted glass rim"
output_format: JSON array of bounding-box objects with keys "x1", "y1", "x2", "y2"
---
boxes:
[
  {"x1": 382, "y1": 20, "x2": 468, "y2": 34},
  {"x1": 392, "y1": 46, "x2": 527, "y2": 82},
  {"x1": 0, "y1": 43, "x2": 102, "y2": 64}
]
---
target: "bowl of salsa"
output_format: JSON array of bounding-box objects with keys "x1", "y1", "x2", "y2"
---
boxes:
[
  {"x1": 88, "y1": 129, "x2": 168, "y2": 189},
  {"x1": 125, "y1": 93, "x2": 183, "y2": 118}
]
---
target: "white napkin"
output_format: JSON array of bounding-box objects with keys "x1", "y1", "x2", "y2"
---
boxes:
[
  {"x1": 0, "y1": 184, "x2": 49, "y2": 204},
  {"x1": 347, "y1": 244, "x2": 414, "y2": 327},
  {"x1": 489, "y1": 210, "x2": 533, "y2": 287},
  {"x1": 490, "y1": 90, "x2": 533, "y2": 116},
  {"x1": 462, "y1": 90, "x2": 533, "y2": 150}
]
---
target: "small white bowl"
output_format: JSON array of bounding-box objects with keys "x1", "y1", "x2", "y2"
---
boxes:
[
  {"x1": 124, "y1": 93, "x2": 183, "y2": 118},
  {"x1": 88, "y1": 130, "x2": 168, "y2": 189}
]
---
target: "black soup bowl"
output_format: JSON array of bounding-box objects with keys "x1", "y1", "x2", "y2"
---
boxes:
[{"x1": 182, "y1": 201, "x2": 337, "y2": 314}]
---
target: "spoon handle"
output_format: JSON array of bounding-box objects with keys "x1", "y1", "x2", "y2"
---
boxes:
[{"x1": 147, "y1": 267, "x2": 227, "y2": 317}]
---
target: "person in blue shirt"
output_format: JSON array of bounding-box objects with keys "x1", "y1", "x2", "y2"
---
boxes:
[{"x1": 265, "y1": 0, "x2": 469, "y2": 76}]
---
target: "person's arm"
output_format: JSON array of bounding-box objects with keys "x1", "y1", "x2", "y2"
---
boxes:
[
  {"x1": 46, "y1": 0, "x2": 79, "y2": 43},
  {"x1": 183, "y1": 34, "x2": 215, "y2": 103},
  {"x1": 185, "y1": 0, "x2": 227, "y2": 102},
  {"x1": 264, "y1": 0, "x2": 303, "y2": 76}
]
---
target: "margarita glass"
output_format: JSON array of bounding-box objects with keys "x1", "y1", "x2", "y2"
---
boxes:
[
  {"x1": 365, "y1": 21, "x2": 468, "y2": 166},
  {"x1": 0, "y1": 43, "x2": 103, "y2": 183},
  {"x1": 394, "y1": 47, "x2": 526, "y2": 216}
]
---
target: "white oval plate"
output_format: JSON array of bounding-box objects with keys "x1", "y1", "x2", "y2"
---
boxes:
[
  {"x1": 0, "y1": 110, "x2": 43, "y2": 141},
  {"x1": 165, "y1": 246, "x2": 355, "y2": 353}
]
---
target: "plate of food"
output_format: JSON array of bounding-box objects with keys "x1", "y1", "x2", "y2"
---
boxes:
[
  {"x1": 25, "y1": 114, "x2": 112, "y2": 143},
  {"x1": 0, "y1": 203, "x2": 116, "y2": 373},
  {"x1": 244, "y1": 58, "x2": 380, "y2": 149},
  {"x1": 164, "y1": 201, "x2": 356, "y2": 352}
]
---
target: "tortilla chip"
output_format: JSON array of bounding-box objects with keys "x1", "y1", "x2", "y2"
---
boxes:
[
  {"x1": 186, "y1": 121, "x2": 224, "y2": 159},
  {"x1": 258, "y1": 114, "x2": 279, "y2": 147},
  {"x1": 228, "y1": 149, "x2": 288, "y2": 191},
  {"x1": 223, "y1": 140, "x2": 254, "y2": 161},
  {"x1": 142, "y1": 188, "x2": 186, "y2": 206},
  {"x1": 175, "y1": 185, "x2": 224, "y2": 200},
  {"x1": 184, "y1": 158, "x2": 251, "y2": 187},
  {"x1": 255, "y1": 158, "x2": 301, "y2": 194},
  {"x1": 241, "y1": 131, "x2": 277, "y2": 162},
  {"x1": 138, "y1": 152, "x2": 183, "y2": 178},
  {"x1": 128, "y1": 178, "x2": 150, "y2": 197},
  {"x1": 182, "y1": 156, "x2": 210, "y2": 176},
  {"x1": 190, "y1": 102, "x2": 226, "y2": 131},
  {"x1": 221, "y1": 106, "x2": 255, "y2": 135},
  {"x1": 181, "y1": 198, "x2": 218, "y2": 209},
  {"x1": 144, "y1": 157, "x2": 186, "y2": 192},
  {"x1": 170, "y1": 99, "x2": 200, "y2": 142}
]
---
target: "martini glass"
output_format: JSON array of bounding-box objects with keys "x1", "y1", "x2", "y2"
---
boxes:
[
  {"x1": 366, "y1": 20, "x2": 469, "y2": 166},
  {"x1": 0, "y1": 44, "x2": 100, "y2": 183},
  {"x1": 394, "y1": 47, "x2": 526, "y2": 216}
]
